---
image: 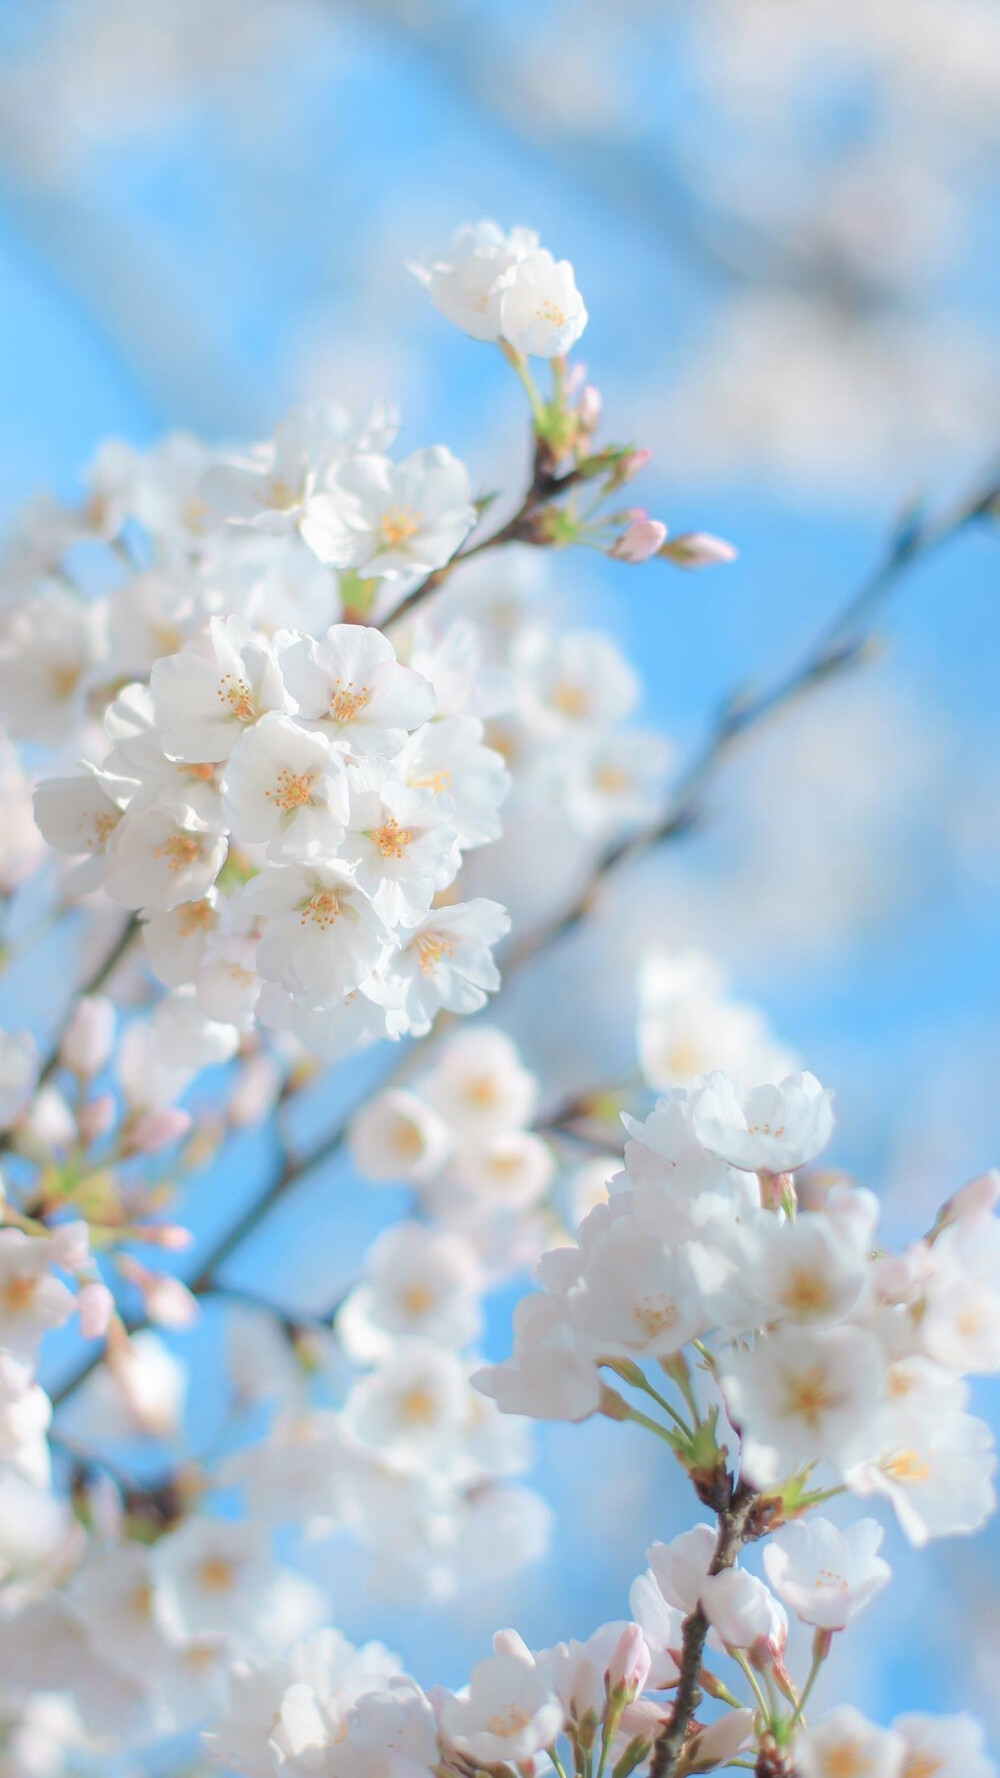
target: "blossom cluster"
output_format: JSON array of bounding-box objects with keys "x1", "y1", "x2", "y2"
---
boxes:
[{"x1": 476, "y1": 1069, "x2": 999, "y2": 1547}]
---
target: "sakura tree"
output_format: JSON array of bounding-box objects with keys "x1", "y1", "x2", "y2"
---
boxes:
[{"x1": 0, "y1": 219, "x2": 996, "y2": 1778}]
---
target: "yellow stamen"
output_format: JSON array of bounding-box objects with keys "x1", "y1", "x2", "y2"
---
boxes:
[
  {"x1": 154, "y1": 835, "x2": 201, "y2": 871},
  {"x1": 415, "y1": 932, "x2": 456, "y2": 976},
  {"x1": 266, "y1": 767, "x2": 314, "y2": 813},
  {"x1": 378, "y1": 506, "x2": 423, "y2": 550},
  {"x1": 371, "y1": 817, "x2": 412, "y2": 859}
]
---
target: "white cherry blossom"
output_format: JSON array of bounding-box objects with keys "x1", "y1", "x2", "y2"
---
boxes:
[
  {"x1": 103, "y1": 808, "x2": 227, "y2": 910},
  {"x1": 410, "y1": 220, "x2": 538, "y2": 341},
  {"x1": 222, "y1": 712, "x2": 349, "y2": 860},
  {"x1": 439, "y1": 1636, "x2": 563, "y2": 1765},
  {"x1": 244, "y1": 860, "x2": 392, "y2": 1002},
  {"x1": 349, "y1": 1087, "x2": 452, "y2": 1183},
  {"x1": 149, "y1": 614, "x2": 287, "y2": 762},
  {"x1": 302, "y1": 447, "x2": 476, "y2": 579},
  {"x1": 499, "y1": 248, "x2": 588, "y2": 358},
  {"x1": 763, "y1": 1516, "x2": 891, "y2": 1630},
  {"x1": 720, "y1": 1324, "x2": 885, "y2": 1484},
  {"x1": 794, "y1": 1707, "x2": 905, "y2": 1778},
  {"x1": 278, "y1": 622, "x2": 434, "y2": 755},
  {"x1": 692, "y1": 1069, "x2": 835, "y2": 1174},
  {"x1": 389, "y1": 899, "x2": 510, "y2": 1034}
]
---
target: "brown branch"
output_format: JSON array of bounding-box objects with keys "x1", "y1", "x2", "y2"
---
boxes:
[{"x1": 650, "y1": 1484, "x2": 759, "y2": 1778}]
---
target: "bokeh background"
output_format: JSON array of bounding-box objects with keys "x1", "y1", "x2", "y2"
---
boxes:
[{"x1": 1, "y1": 0, "x2": 999, "y2": 1766}]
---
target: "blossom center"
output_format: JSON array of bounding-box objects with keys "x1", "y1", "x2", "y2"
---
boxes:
[
  {"x1": 197, "y1": 1557, "x2": 237, "y2": 1593},
  {"x1": 263, "y1": 474, "x2": 301, "y2": 512},
  {"x1": 782, "y1": 1364, "x2": 841, "y2": 1426},
  {"x1": 50, "y1": 662, "x2": 82, "y2": 699},
  {"x1": 154, "y1": 835, "x2": 202, "y2": 871},
  {"x1": 267, "y1": 767, "x2": 315, "y2": 813},
  {"x1": 824, "y1": 1742, "x2": 868, "y2": 1778},
  {"x1": 177, "y1": 900, "x2": 215, "y2": 937},
  {"x1": 882, "y1": 1447, "x2": 931, "y2": 1485},
  {"x1": 371, "y1": 817, "x2": 413, "y2": 859},
  {"x1": 184, "y1": 762, "x2": 217, "y2": 781},
  {"x1": 485, "y1": 1704, "x2": 533, "y2": 1738},
  {"x1": 219, "y1": 674, "x2": 257, "y2": 724},
  {"x1": 635, "y1": 1296, "x2": 679, "y2": 1340},
  {"x1": 536, "y1": 299, "x2": 566, "y2": 327},
  {"x1": 400, "y1": 1284, "x2": 437, "y2": 1317},
  {"x1": 413, "y1": 768, "x2": 451, "y2": 794},
  {"x1": 550, "y1": 679, "x2": 588, "y2": 718},
  {"x1": 301, "y1": 890, "x2": 342, "y2": 929},
  {"x1": 86, "y1": 810, "x2": 119, "y2": 847},
  {"x1": 903, "y1": 1756, "x2": 944, "y2": 1778},
  {"x1": 813, "y1": 1567, "x2": 848, "y2": 1589},
  {"x1": 329, "y1": 680, "x2": 371, "y2": 723},
  {"x1": 415, "y1": 932, "x2": 456, "y2": 976},
  {"x1": 1, "y1": 1274, "x2": 37, "y2": 1313},
  {"x1": 378, "y1": 506, "x2": 423, "y2": 549},
  {"x1": 400, "y1": 1386, "x2": 437, "y2": 1425},
  {"x1": 780, "y1": 1268, "x2": 832, "y2": 1317},
  {"x1": 593, "y1": 762, "x2": 630, "y2": 794}
]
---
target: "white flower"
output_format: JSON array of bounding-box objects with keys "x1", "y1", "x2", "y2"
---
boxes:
[
  {"x1": 0, "y1": 586, "x2": 105, "y2": 744},
  {"x1": 568, "y1": 1221, "x2": 707, "y2": 1359},
  {"x1": 244, "y1": 861, "x2": 391, "y2": 1002},
  {"x1": 890, "y1": 1713, "x2": 996, "y2": 1778},
  {"x1": 397, "y1": 713, "x2": 509, "y2": 849},
  {"x1": 411, "y1": 220, "x2": 538, "y2": 341},
  {"x1": 692, "y1": 1070, "x2": 835, "y2": 1174},
  {"x1": 627, "y1": 1570, "x2": 683, "y2": 1687},
  {"x1": 499, "y1": 248, "x2": 587, "y2": 358},
  {"x1": 450, "y1": 1131, "x2": 555, "y2": 1211},
  {"x1": 63, "y1": 1328, "x2": 185, "y2": 1441},
  {"x1": 272, "y1": 1629, "x2": 404, "y2": 1766},
  {"x1": 763, "y1": 1517, "x2": 890, "y2": 1630},
  {"x1": 222, "y1": 712, "x2": 349, "y2": 860},
  {"x1": 104, "y1": 680, "x2": 225, "y2": 830},
  {"x1": 513, "y1": 627, "x2": 639, "y2": 733},
  {"x1": 473, "y1": 1294, "x2": 602, "y2": 1423},
  {"x1": 341, "y1": 1339, "x2": 472, "y2": 1476},
  {"x1": 0, "y1": 1030, "x2": 38, "y2": 1130},
  {"x1": 257, "y1": 976, "x2": 406, "y2": 1062},
  {"x1": 339, "y1": 1222, "x2": 484, "y2": 1359},
  {"x1": 439, "y1": 1636, "x2": 563, "y2": 1765},
  {"x1": 421, "y1": 1026, "x2": 538, "y2": 1138},
  {"x1": 557, "y1": 730, "x2": 673, "y2": 840},
  {"x1": 32, "y1": 771, "x2": 126, "y2": 890},
  {"x1": 0, "y1": 1230, "x2": 76, "y2": 1358},
  {"x1": 302, "y1": 447, "x2": 476, "y2": 579},
  {"x1": 389, "y1": 899, "x2": 510, "y2": 1035},
  {"x1": 151, "y1": 1516, "x2": 324, "y2": 1650},
  {"x1": 637, "y1": 951, "x2": 795, "y2": 1095},
  {"x1": 201, "y1": 401, "x2": 385, "y2": 533},
  {"x1": 341, "y1": 760, "x2": 460, "y2": 927},
  {"x1": 753, "y1": 1212, "x2": 868, "y2": 1328},
  {"x1": 143, "y1": 897, "x2": 221, "y2": 988},
  {"x1": 339, "y1": 1681, "x2": 439, "y2": 1778},
  {"x1": 918, "y1": 1266, "x2": 1000, "y2": 1375},
  {"x1": 794, "y1": 1707, "x2": 905, "y2": 1778},
  {"x1": 720, "y1": 1325, "x2": 885, "y2": 1484},
  {"x1": 109, "y1": 566, "x2": 204, "y2": 676},
  {"x1": 349, "y1": 1087, "x2": 451, "y2": 1183},
  {"x1": 67, "y1": 1545, "x2": 172, "y2": 1685},
  {"x1": 278, "y1": 622, "x2": 435, "y2": 755},
  {"x1": 103, "y1": 809, "x2": 227, "y2": 910},
  {"x1": 699, "y1": 1568, "x2": 788, "y2": 1656},
  {"x1": 205, "y1": 1654, "x2": 296, "y2": 1778},
  {"x1": 845, "y1": 1358, "x2": 995, "y2": 1544},
  {"x1": 149, "y1": 614, "x2": 287, "y2": 762},
  {"x1": 148, "y1": 986, "x2": 240, "y2": 1070},
  {"x1": 647, "y1": 1524, "x2": 717, "y2": 1614}
]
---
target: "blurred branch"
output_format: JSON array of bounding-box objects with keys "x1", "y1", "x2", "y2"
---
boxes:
[{"x1": 46, "y1": 465, "x2": 998, "y2": 1413}]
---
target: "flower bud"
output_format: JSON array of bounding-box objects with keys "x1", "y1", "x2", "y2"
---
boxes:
[
  {"x1": 606, "y1": 1624, "x2": 651, "y2": 1702},
  {"x1": 658, "y1": 531, "x2": 737, "y2": 568},
  {"x1": 610, "y1": 519, "x2": 668, "y2": 564},
  {"x1": 577, "y1": 385, "x2": 602, "y2": 431},
  {"x1": 119, "y1": 1257, "x2": 199, "y2": 1329},
  {"x1": 685, "y1": 1709, "x2": 755, "y2": 1772},
  {"x1": 78, "y1": 1092, "x2": 116, "y2": 1146},
  {"x1": 78, "y1": 1279, "x2": 115, "y2": 1339},
  {"x1": 60, "y1": 996, "x2": 116, "y2": 1077},
  {"x1": 606, "y1": 448, "x2": 651, "y2": 492},
  {"x1": 21, "y1": 1085, "x2": 76, "y2": 1154},
  {"x1": 121, "y1": 1107, "x2": 192, "y2": 1156}
]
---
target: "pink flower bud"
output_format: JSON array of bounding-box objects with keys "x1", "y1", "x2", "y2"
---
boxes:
[
  {"x1": 610, "y1": 519, "x2": 668, "y2": 564},
  {"x1": 140, "y1": 1223, "x2": 195, "y2": 1251},
  {"x1": 227, "y1": 1053, "x2": 282, "y2": 1128},
  {"x1": 78, "y1": 1279, "x2": 115, "y2": 1339},
  {"x1": 577, "y1": 385, "x2": 602, "y2": 430},
  {"x1": 563, "y1": 362, "x2": 587, "y2": 397},
  {"x1": 659, "y1": 531, "x2": 737, "y2": 568},
  {"x1": 122, "y1": 1107, "x2": 192, "y2": 1156},
  {"x1": 60, "y1": 996, "x2": 116, "y2": 1077},
  {"x1": 78, "y1": 1092, "x2": 116, "y2": 1146},
  {"x1": 48, "y1": 1219, "x2": 91, "y2": 1271},
  {"x1": 119, "y1": 1257, "x2": 199, "y2": 1329},
  {"x1": 686, "y1": 1709, "x2": 755, "y2": 1772},
  {"x1": 22, "y1": 1086, "x2": 76, "y2": 1153},
  {"x1": 935, "y1": 1170, "x2": 1000, "y2": 1232},
  {"x1": 606, "y1": 1624, "x2": 651, "y2": 1701}
]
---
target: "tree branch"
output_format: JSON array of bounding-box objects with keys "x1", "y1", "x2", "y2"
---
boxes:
[{"x1": 650, "y1": 1484, "x2": 759, "y2": 1778}]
